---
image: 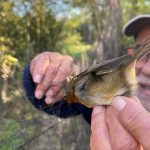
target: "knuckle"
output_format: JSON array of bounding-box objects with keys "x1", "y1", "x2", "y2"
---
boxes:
[
  {"x1": 32, "y1": 52, "x2": 50, "y2": 65},
  {"x1": 40, "y1": 83, "x2": 48, "y2": 91},
  {"x1": 59, "y1": 68, "x2": 70, "y2": 77},
  {"x1": 64, "y1": 55, "x2": 73, "y2": 63},
  {"x1": 52, "y1": 52, "x2": 61, "y2": 56},
  {"x1": 124, "y1": 109, "x2": 144, "y2": 131},
  {"x1": 52, "y1": 85, "x2": 59, "y2": 92},
  {"x1": 42, "y1": 77, "x2": 50, "y2": 86},
  {"x1": 47, "y1": 65, "x2": 58, "y2": 75},
  {"x1": 42, "y1": 51, "x2": 51, "y2": 55},
  {"x1": 35, "y1": 51, "x2": 49, "y2": 59},
  {"x1": 51, "y1": 52, "x2": 62, "y2": 58}
]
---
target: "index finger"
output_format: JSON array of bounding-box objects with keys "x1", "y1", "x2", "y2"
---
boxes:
[
  {"x1": 30, "y1": 55, "x2": 50, "y2": 83},
  {"x1": 90, "y1": 106, "x2": 111, "y2": 150}
]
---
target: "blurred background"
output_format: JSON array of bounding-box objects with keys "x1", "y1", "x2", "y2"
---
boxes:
[{"x1": 0, "y1": 0, "x2": 150, "y2": 149}]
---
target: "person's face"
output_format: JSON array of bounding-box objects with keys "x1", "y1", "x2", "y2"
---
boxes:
[{"x1": 135, "y1": 25, "x2": 150, "y2": 111}]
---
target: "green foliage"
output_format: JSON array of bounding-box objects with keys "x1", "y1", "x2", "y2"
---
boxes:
[
  {"x1": 122, "y1": 0, "x2": 150, "y2": 24},
  {"x1": 0, "y1": 0, "x2": 92, "y2": 71},
  {"x1": 0, "y1": 119, "x2": 23, "y2": 149},
  {"x1": 0, "y1": 0, "x2": 149, "y2": 68},
  {"x1": 0, "y1": 36, "x2": 18, "y2": 78},
  {"x1": 0, "y1": 118, "x2": 37, "y2": 149},
  {"x1": 121, "y1": 0, "x2": 150, "y2": 47},
  {"x1": 58, "y1": 15, "x2": 92, "y2": 58}
]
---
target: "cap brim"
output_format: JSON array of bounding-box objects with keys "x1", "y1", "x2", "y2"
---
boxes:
[{"x1": 123, "y1": 14, "x2": 150, "y2": 37}]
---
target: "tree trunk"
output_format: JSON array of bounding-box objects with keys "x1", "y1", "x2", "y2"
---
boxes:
[{"x1": 103, "y1": 0, "x2": 123, "y2": 60}]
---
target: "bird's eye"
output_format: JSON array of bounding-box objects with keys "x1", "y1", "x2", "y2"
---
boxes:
[
  {"x1": 79, "y1": 84, "x2": 85, "y2": 91},
  {"x1": 93, "y1": 74, "x2": 104, "y2": 81}
]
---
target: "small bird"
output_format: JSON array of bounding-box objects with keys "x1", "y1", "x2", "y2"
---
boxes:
[{"x1": 65, "y1": 39, "x2": 150, "y2": 108}]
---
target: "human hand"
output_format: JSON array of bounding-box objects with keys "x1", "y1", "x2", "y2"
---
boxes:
[
  {"x1": 30, "y1": 52, "x2": 79, "y2": 104},
  {"x1": 90, "y1": 96, "x2": 150, "y2": 150}
]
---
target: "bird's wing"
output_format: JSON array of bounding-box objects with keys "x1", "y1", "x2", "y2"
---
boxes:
[{"x1": 77, "y1": 54, "x2": 133, "y2": 77}]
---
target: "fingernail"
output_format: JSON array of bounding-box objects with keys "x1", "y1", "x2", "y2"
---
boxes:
[
  {"x1": 35, "y1": 91, "x2": 43, "y2": 99},
  {"x1": 92, "y1": 106, "x2": 105, "y2": 116},
  {"x1": 112, "y1": 96, "x2": 127, "y2": 111},
  {"x1": 33, "y1": 74, "x2": 41, "y2": 83},
  {"x1": 45, "y1": 97, "x2": 53, "y2": 104}
]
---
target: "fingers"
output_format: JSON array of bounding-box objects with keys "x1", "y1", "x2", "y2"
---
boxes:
[
  {"x1": 52, "y1": 56, "x2": 73, "y2": 85},
  {"x1": 106, "y1": 106, "x2": 139, "y2": 150},
  {"x1": 30, "y1": 52, "x2": 50, "y2": 83},
  {"x1": 30, "y1": 51, "x2": 63, "y2": 84},
  {"x1": 35, "y1": 63, "x2": 59, "y2": 99},
  {"x1": 45, "y1": 83, "x2": 64, "y2": 104},
  {"x1": 90, "y1": 106, "x2": 111, "y2": 150},
  {"x1": 112, "y1": 96, "x2": 150, "y2": 150},
  {"x1": 45, "y1": 89, "x2": 64, "y2": 104},
  {"x1": 31, "y1": 52, "x2": 74, "y2": 102},
  {"x1": 35, "y1": 57, "x2": 72, "y2": 99},
  {"x1": 38, "y1": 56, "x2": 73, "y2": 101}
]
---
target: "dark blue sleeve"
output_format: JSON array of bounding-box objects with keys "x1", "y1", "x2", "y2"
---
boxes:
[{"x1": 23, "y1": 65, "x2": 82, "y2": 118}]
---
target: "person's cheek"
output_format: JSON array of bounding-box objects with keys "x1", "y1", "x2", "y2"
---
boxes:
[
  {"x1": 136, "y1": 61, "x2": 143, "y2": 75},
  {"x1": 141, "y1": 59, "x2": 150, "y2": 77}
]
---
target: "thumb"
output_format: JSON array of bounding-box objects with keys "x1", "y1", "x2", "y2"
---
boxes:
[{"x1": 112, "y1": 96, "x2": 150, "y2": 150}]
